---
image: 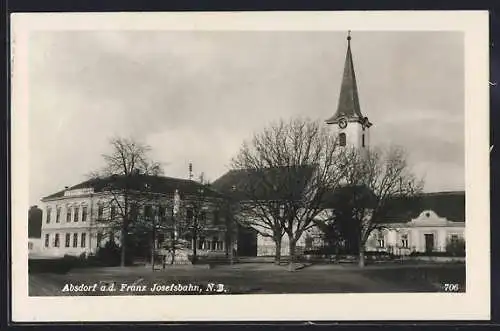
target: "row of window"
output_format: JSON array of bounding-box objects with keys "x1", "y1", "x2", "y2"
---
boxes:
[
  {"x1": 44, "y1": 232, "x2": 87, "y2": 248},
  {"x1": 46, "y1": 206, "x2": 88, "y2": 224},
  {"x1": 375, "y1": 233, "x2": 409, "y2": 249},
  {"x1": 196, "y1": 238, "x2": 224, "y2": 251},
  {"x1": 108, "y1": 204, "x2": 222, "y2": 225},
  {"x1": 375, "y1": 233, "x2": 461, "y2": 249},
  {"x1": 46, "y1": 204, "x2": 224, "y2": 225}
]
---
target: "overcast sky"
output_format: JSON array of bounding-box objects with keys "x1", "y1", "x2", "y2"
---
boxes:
[{"x1": 27, "y1": 30, "x2": 464, "y2": 205}]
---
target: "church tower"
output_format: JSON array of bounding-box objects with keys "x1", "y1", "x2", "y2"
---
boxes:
[{"x1": 326, "y1": 31, "x2": 372, "y2": 150}]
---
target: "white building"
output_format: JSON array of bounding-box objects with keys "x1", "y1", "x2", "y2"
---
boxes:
[
  {"x1": 365, "y1": 192, "x2": 465, "y2": 255},
  {"x1": 38, "y1": 175, "x2": 232, "y2": 258}
]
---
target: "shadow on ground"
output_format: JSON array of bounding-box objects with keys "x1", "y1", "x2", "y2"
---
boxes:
[{"x1": 29, "y1": 262, "x2": 465, "y2": 296}]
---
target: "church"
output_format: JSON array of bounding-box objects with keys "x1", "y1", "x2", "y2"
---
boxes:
[
  {"x1": 36, "y1": 32, "x2": 465, "y2": 260},
  {"x1": 213, "y1": 32, "x2": 465, "y2": 257}
]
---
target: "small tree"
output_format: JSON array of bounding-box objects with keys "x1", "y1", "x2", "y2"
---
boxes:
[
  {"x1": 180, "y1": 183, "x2": 213, "y2": 264},
  {"x1": 446, "y1": 237, "x2": 465, "y2": 257},
  {"x1": 89, "y1": 136, "x2": 163, "y2": 267},
  {"x1": 334, "y1": 146, "x2": 423, "y2": 267}
]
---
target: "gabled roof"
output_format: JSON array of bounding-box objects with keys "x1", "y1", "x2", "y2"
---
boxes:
[
  {"x1": 382, "y1": 191, "x2": 465, "y2": 223},
  {"x1": 42, "y1": 174, "x2": 224, "y2": 201},
  {"x1": 325, "y1": 32, "x2": 371, "y2": 127},
  {"x1": 212, "y1": 166, "x2": 316, "y2": 201},
  {"x1": 214, "y1": 167, "x2": 465, "y2": 223}
]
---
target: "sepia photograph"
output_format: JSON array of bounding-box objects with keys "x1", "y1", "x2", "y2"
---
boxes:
[{"x1": 11, "y1": 11, "x2": 489, "y2": 321}]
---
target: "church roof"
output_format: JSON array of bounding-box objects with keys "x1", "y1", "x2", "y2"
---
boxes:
[
  {"x1": 320, "y1": 184, "x2": 378, "y2": 209},
  {"x1": 41, "y1": 174, "x2": 224, "y2": 201},
  {"x1": 211, "y1": 166, "x2": 316, "y2": 201},
  {"x1": 325, "y1": 32, "x2": 371, "y2": 127}
]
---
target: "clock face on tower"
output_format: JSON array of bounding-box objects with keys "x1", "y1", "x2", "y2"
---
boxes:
[{"x1": 338, "y1": 117, "x2": 348, "y2": 129}]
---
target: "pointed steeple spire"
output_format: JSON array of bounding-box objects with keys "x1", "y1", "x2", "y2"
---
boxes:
[{"x1": 326, "y1": 31, "x2": 371, "y2": 127}]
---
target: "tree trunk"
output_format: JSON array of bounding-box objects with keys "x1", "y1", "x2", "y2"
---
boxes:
[
  {"x1": 171, "y1": 233, "x2": 176, "y2": 265},
  {"x1": 171, "y1": 215, "x2": 177, "y2": 265},
  {"x1": 358, "y1": 243, "x2": 366, "y2": 268},
  {"x1": 120, "y1": 227, "x2": 127, "y2": 267},
  {"x1": 226, "y1": 232, "x2": 234, "y2": 265},
  {"x1": 288, "y1": 239, "x2": 296, "y2": 272},
  {"x1": 225, "y1": 234, "x2": 229, "y2": 259},
  {"x1": 151, "y1": 223, "x2": 156, "y2": 270},
  {"x1": 121, "y1": 196, "x2": 129, "y2": 267},
  {"x1": 274, "y1": 238, "x2": 282, "y2": 265},
  {"x1": 229, "y1": 239, "x2": 234, "y2": 265},
  {"x1": 192, "y1": 232, "x2": 198, "y2": 264}
]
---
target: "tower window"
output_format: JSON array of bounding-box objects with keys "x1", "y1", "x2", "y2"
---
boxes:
[
  {"x1": 339, "y1": 133, "x2": 346, "y2": 147},
  {"x1": 362, "y1": 134, "x2": 365, "y2": 147}
]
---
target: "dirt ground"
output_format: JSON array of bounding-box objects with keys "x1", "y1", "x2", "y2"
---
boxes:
[{"x1": 28, "y1": 262, "x2": 465, "y2": 296}]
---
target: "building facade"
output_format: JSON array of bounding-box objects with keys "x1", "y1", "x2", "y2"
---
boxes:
[
  {"x1": 365, "y1": 192, "x2": 465, "y2": 255},
  {"x1": 38, "y1": 175, "x2": 233, "y2": 259}
]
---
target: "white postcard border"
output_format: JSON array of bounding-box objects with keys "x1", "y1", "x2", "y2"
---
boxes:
[{"x1": 11, "y1": 10, "x2": 490, "y2": 322}]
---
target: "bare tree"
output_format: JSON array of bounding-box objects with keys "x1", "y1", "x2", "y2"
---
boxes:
[
  {"x1": 90, "y1": 136, "x2": 163, "y2": 267},
  {"x1": 334, "y1": 145, "x2": 424, "y2": 267},
  {"x1": 231, "y1": 118, "x2": 344, "y2": 270},
  {"x1": 181, "y1": 181, "x2": 214, "y2": 264}
]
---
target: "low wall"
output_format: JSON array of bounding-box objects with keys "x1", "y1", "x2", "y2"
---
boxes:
[
  {"x1": 405, "y1": 256, "x2": 465, "y2": 263},
  {"x1": 301, "y1": 254, "x2": 465, "y2": 264}
]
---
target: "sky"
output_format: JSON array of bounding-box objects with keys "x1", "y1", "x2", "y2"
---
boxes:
[{"x1": 27, "y1": 30, "x2": 464, "y2": 205}]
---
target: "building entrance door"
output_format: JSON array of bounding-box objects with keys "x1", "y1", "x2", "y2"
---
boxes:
[
  {"x1": 236, "y1": 225, "x2": 257, "y2": 256},
  {"x1": 424, "y1": 233, "x2": 434, "y2": 253}
]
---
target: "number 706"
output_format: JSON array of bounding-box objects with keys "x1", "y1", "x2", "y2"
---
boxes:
[{"x1": 443, "y1": 283, "x2": 460, "y2": 292}]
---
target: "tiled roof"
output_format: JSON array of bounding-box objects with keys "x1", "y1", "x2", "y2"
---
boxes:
[
  {"x1": 320, "y1": 184, "x2": 378, "y2": 209},
  {"x1": 212, "y1": 166, "x2": 316, "y2": 201},
  {"x1": 214, "y1": 168, "x2": 464, "y2": 223},
  {"x1": 42, "y1": 174, "x2": 225, "y2": 201},
  {"x1": 382, "y1": 191, "x2": 465, "y2": 223}
]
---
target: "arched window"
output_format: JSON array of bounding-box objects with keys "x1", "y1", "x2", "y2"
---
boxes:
[
  {"x1": 339, "y1": 132, "x2": 347, "y2": 147},
  {"x1": 362, "y1": 134, "x2": 365, "y2": 147}
]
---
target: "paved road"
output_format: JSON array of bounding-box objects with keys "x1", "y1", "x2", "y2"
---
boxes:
[{"x1": 28, "y1": 263, "x2": 465, "y2": 296}]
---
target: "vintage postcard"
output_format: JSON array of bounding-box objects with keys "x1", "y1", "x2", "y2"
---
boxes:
[{"x1": 11, "y1": 11, "x2": 490, "y2": 321}]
